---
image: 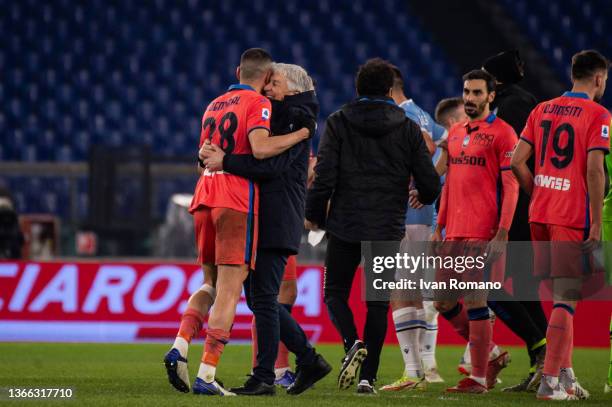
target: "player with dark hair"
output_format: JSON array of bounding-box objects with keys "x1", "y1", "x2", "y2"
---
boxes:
[
  {"x1": 305, "y1": 57, "x2": 440, "y2": 394},
  {"x1": 512, "y1": 49, "x2": 610, "y2": 401},
  {"x1": 434, "y1": 69, "x2": 519, "y2": 394},
  {"x1": 378, "y1": 66, "x2": 447, "y2": 392},
  {"x1": 163, "y1": 48, "x2": 311, "y2": 396},
  {"x1": 480, "y1": 50, "x2": 549, "y2": 393},
  {"x1": 201, "y1": 62, "x2": 330, "y2": 396}
]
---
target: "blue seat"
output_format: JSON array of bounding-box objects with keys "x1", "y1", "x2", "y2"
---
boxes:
[
  {"x1": 7, "y1": 0, "x2": 566, "y2": 219},
  {"x1": 502, "y1": 0, "x2": 611, "y2": 105}
]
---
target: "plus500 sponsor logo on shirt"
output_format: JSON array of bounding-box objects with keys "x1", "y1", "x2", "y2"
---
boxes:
[
  {"x1": 534, "y1": 174, "x2": 571, "y2": 191},
  {"x1": 449, "y1": 154, "x2": 486, "y2": 167}
]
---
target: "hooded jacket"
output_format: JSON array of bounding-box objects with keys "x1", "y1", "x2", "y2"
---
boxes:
[
  {"x1": 222, "y1": 90, "x2": 318, "y2": 254},
  {"x1": 491, "y1": 83, "x2": 537, "y2": 241},
  {"x1": 305, "y1": 96, "x2": 440, "y2": 242}
]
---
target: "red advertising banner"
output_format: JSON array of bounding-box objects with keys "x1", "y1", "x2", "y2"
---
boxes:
[{"x1": 0, "y1": 261, "x2": 610, "y2": 347}]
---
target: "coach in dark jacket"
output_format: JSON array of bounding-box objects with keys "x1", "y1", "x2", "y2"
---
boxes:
[
  {"x1": 223, "y1": 93, "x2": 315, "y2": 254},
  {"x1": 200, "y1": 64, "x2": 331, "y2": 396},
  {"x1": 304, "y1": 58, "x2": 440, "y2": 392}
]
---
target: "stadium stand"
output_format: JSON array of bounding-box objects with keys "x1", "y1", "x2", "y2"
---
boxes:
[
  {"x1": 1, "y1": 0, "x2": 457, "y2": 223},
  {"x1": 1, "y1": 0, "x2": 609, "y2": 229},
  {"x1": 500, "y1": 0, "x2": 612, "y2": 106}
]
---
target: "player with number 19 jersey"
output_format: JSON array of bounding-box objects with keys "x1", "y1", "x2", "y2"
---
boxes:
[
  {"x1": 520, "y1": 91, "x2": 611, "y2": 229},
  {"x1": 190, "y1": 84, "x2": 271, "y2": 215}
]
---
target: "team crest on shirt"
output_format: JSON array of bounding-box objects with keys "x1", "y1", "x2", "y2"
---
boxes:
[
  {"x1": 473, "y1": 132, "x2": 494, "y2": 147},
  {"x1": 262, "y1": 108, "x2": 270, "y2": 120},
  {"x1": 602, "y1": 124, "x2": 609, "y2": 139},
  {"x1": 462, "y1": 135, "x2": 470, "y2": 147}
]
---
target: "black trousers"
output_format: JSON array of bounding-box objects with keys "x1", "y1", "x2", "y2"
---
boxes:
[
  {"x1": 244, "y1": 248, "x2": 316, "y2": 385},
  {"x1": 323, "y1": 234, "x2": 390, "y2": 382}
]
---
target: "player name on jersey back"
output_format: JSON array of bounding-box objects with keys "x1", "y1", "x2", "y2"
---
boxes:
[
  {"x1": 189, "y1": 85, "x2": 272, "y2": 215},
  {"x1": 521, "y1": 92, "x2": 611, "y2": 229}
]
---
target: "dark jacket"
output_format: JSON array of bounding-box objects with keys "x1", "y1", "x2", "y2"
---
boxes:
[
  {"x1": 305, "y1": 96, "x2": 440, "y2": 242},
  {"x1": 0, "y1": 207, "x2": 24, "y2": 259},
  {"x1": 222, "y1": 91, "x2": 318, "y2": 254},
  {"x1": 492, "y1": 83, "x2": 537, "y2": 136},
  {"x1": 492, "y1": 83, "x2": 537, "y2": 241}
]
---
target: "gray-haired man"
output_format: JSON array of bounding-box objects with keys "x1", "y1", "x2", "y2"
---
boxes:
[{"x1": 201, "y1": 62, "x2": 331, "y2": 396}]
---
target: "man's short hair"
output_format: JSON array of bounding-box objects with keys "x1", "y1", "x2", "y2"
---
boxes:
[
  {"x1": 272, "y1": 63, "x2": 315, "y2": 93},
  {"x1": 435, "y1": 97, "x2": 464, "y2": 124},
  {"x1": 462, "y1": 69, "x2": 496, "y2": 93},
  {"x1": 571, "y1": 50, "x2": 610, "y2": 81},
  {"x1": 239, "y1": 48, "x2": 273, "y2": 81},
  {"x1": 355, "y1": 58, "x2": 395, "y2": 96},
  {"x1": 390, "y1": 65, "x2": 404, "y2": 91}
]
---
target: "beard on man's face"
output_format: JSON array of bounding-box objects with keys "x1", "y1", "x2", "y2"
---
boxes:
[{"x1": 464, "y1": 101, "x2": 486, "y2": 118}]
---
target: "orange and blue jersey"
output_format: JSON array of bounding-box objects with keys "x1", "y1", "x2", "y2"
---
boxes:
[
  {"x1": 521, "y1": 91, "x2": 611, "y2": 230},
  {"x1": 190, "y1": 84, "x2": 272, "y2": 216},
  {"x1": 440, "y1": 113, "x2": 517, "y2": 239}
]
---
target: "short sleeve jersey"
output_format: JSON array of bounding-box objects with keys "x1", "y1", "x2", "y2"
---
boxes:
[
  {"x1": 603, "y1": 147, "x2": 612, "y2": 223},
  {"x1": 444, "y1": 113, "x2": 517, "y2": 239},
  {"x1": 521, "y1": 92, "x2": 611, "y2": 229},
  {"x1": 400, "y1": 99, "x2": 447, "y2": 226},
  {"x1": 189, "y1": 84, "x2": 272, "y2": 214}
]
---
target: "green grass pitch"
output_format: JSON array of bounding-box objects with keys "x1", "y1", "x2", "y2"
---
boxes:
[{"x1": 0, "y1": 342, "x2": 610, "y2": 406}]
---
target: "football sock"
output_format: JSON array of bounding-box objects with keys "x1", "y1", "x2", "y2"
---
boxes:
[
  {"x1": 199, "y1": 328, "x2": 230, "y2": 383},
  {"x1": 393, "y1": 307, "x2": 424, "y2": 378},
  {"x1": 275, "y1": 342, "x2": 290, "y2": 370},
  {"x1": 420, "y1": 301, "x2": 439, "y2": 370},
  {"x1": 172, "y1": 337, "x2": 189, "y2": 359},
  {"x1": 441, "y1": 302, "x2": 469, "y2": 341},
  {"x1": 462, "y1": 343, "x2": 471, "y2": 366},
  {"x1": 561, "y1": 317, "x2": 573, "y2": 369},
  {"x1": 467, "y1": 307, "x2": 491, "y2": 380},
  {"x1": 175, "y1": 308, "x2": 204, "y2": 357},
  {"x1": 543, "y1": 304, "x2": 574, "y2": 377}
]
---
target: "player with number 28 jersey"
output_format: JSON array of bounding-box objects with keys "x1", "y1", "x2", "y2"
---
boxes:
[
  {"x1": 189, "y1": 84, "x2": 271, "y2": 269},
  {"x1": 190, "y1": 84, "x2": 271, "y2": 215}
]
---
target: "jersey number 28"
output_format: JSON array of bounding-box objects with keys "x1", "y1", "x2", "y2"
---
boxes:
[{"x1": 202, "y1": 112, "x2": 238, "y2": 154}]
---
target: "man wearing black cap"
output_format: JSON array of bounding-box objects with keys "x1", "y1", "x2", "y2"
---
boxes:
[{"x1": 482, "y1": 50, "x2": 548, "y2": 392}]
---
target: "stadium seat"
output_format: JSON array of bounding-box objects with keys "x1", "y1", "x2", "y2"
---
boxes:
[
  {"x1": 502, "y1": 0, "x2": 611, "y2": 104},
  {"x1": 0, "y1": 0, "x2": 485, "y2": 220}
]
